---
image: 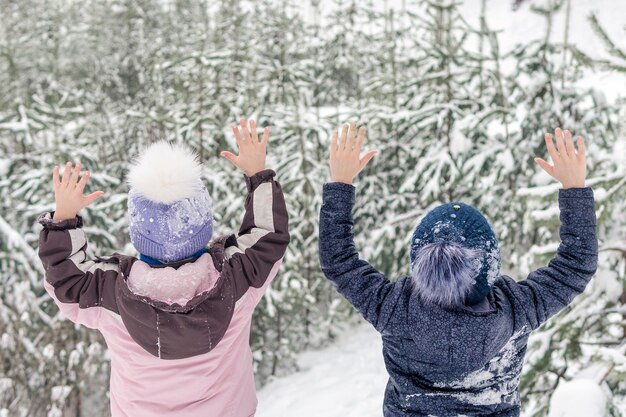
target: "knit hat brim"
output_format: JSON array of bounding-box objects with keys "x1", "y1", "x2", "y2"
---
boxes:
[{"x1": 409, "y1": 202, "x2": 501, "y2": 307}]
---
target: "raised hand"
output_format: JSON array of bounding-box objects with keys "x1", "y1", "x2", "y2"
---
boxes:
[
  {"x1": 52, "y1": 161, "x2": 105, "y2": 221},
  {"x1": 534, "y1": 128, "x2": 587, "y2": 189},
  {"x1": 329, "y1": 122, "x2": 377, "y2": 185},
  {"x1": 220, "y1": 118, "x2": 269, "y2": 177}
]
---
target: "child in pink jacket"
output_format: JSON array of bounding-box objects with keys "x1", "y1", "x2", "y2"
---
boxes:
[{"x1": 37, "y1": 119, "x2": 289, "y2": 417}]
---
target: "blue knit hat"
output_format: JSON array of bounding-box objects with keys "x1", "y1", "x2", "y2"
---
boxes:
[
  {"x1": 409, "y1": 202, "x2": 500, "y2": 307},
  {"x1": 126, "y1": 141, "x2": 213, "y2": 263}
]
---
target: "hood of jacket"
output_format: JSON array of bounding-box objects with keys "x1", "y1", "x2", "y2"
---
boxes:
[
  {"x1": 127, "y1": 252, "x2": 220, "y2": 306},
  {"x1": 406, "y1": 278, "x2": 520, "y2": 379},
  {"x1": 99, "y1": 235, "x2": 241, "y2": 359}
]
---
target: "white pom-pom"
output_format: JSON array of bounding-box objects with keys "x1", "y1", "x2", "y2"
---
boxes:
[{"x1": 127, "y1": 141, "x2": 203, "y2": 204}]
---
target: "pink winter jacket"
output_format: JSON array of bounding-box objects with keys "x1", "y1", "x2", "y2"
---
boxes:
[{"x1": 37, "y1": 170, "x2": 290, "y2": 417}]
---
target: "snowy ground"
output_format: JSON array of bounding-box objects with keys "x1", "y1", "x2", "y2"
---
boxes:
[
  {"x1": 256, "y1": 321, "x2": 615, "y2": 417},
  {"x1": 257, "y1": 322, "x2": 387, "y2": 417}
]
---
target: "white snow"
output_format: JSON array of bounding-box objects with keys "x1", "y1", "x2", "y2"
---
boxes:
[
  {"x1": 0, "y1": 214, "x2": 44, "y2": 279},
  {"x1": 47, "y1": 385, "x2": 73, "y2": 417},
  {"x1": 126, "y1": 252, "x2": 219, "y2": 306},
  {"x1": 530, "y1": 206, "x2": 560, "y2": 221},
  {"x1": 0, "y1": 158, "x2": 10, "y2": 176},
  {"x1": 50, "y1": 385, "x2": 72, "y2": 402},
  {"x1": 483, "y1": 242, "x2": 501, "y2": 285},
  {"x1": 302, "y1": 0, "x2": 626, "y2": 102},
  {"x1": 0, "y1": 120, "x2": 28, "y2": 132},
  {"x1": 2, "y1": 0, "x2": 625, "y2": 415},
  {"x1": 459, "y1": 0, "x2": 626, "y2": 102},
  {"x1": 256, "y1": 321, "x2": 618, "y2": 417},
  {"x1": 156, "y1": 312, "x2": 162, "y2": 359},
  {"x1": 0, "y1": 378, "x2": 12, "y2": 395},
  {"x1": 257, "y1": 322, "x2": 387, "y2": 417},
  {"x1": 42, "y1": 344, "x2": 54, "y2": 359},
  {"x1": 432, "y1": 327, "x2": 527, "y2": 407},
  {"x1": 594, "y1": 268, "x2": 622, "y2": 302},
  {"x1": 529, "y1": 242, "x2": 560, "y2": 256},
  {"x1": 548, "y1": 379, "x2": 608, "y2": 417}
]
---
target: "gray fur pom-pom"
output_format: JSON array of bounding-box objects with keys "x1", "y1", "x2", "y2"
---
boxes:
[{"x1": 410, "y1": 241, "x2": 481, "y2": 308}]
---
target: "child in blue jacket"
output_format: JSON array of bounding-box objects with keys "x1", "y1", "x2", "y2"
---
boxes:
[{"x1": 318, "y1": 124, "x2": 597, "y2": 417}]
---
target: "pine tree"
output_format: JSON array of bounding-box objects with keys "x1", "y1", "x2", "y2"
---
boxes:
[
  {"x1": 1, "y1": 1, "x2": 625, "y2": 415},
  {"x1": 361, "y1": 0, "x2": 505, "y2": 279},
  {"x1": 513, "y1": 4, "x2": 625, "y2": 415}
]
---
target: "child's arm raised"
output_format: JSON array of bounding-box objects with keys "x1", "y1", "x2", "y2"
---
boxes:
[
  {"x1": 507, "y1": 128, "x2": 598, "y2": 330},
  {"x1": 319, "y1": 123, "x2": 408, "y2": 334},
  {"x1": 38, "y1": 162, "x2": 117, "y2": 329},
  {"x1": 220, "y1": 119, "x2": 290, "y2": 300}
]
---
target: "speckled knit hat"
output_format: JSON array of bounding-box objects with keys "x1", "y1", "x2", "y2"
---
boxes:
[
  {"x1": 126, "y1": 141, "x2": 213, "y2": 262},
  {"x1": 409, "y1": 202, "x2": 501, "y2": 307}
]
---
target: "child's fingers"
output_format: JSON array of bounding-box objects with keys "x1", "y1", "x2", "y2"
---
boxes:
[
  {"x1": 84, "y1": 191, "x2": 105, "y2": 206},
  {"x1": 564, "y1": 130, "x2": 575, "y2": 157},
  {"x1": 576, "y1": 136, "x2": 586, "y2": 158},
  {"x1": 347, "y1": 122, "x2": 357, "y2": 150},
  {"x1": 354, "y1": 126, "x2": 366, "y2": 153},
  {"x1": 555, "y1": 128, "x2": 566, "y2": 156},
  {"x1": 358, "y1": 150, "x2": 377, "y2": 171},
  {"x1": 250, "y1": 120, "x2": 260, "y2": 143},
  {"x1": 231, "y1": 124, "x2": 242, "y2": 145},
  {"x1": 544, "y1": 133, "x2": 559, "y2": 162},
  {"x1": 220, "y1": 151, "x2": 239, "y2": 167},
  {"x1": 69, "y1": 162, "x2": 82, "y2": 187},
  {"x1": 76, "y1": 170, "x2": 90, "y2": 193},
  {"x1": 61, "y1": 161, "x2": 72, "y2": 187},
  {"x1": 261, "y1": 127, "x2": 270, "y2": 145},
  {"x1": 240, "y1": 118, "x2": 251, "y2": 142},
  {"x1": 338, "y1": 123, "x2": 349, "y2": 150},
  {"x1": 534, "y1": 157, "x2": 555, "y2": 177},
  {"x1": 52, "y1": 165, "x2": 60, "y2": 190}
]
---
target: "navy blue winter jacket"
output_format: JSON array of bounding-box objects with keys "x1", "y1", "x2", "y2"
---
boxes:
[{"x1": 318, "y1": 183, "x2": 598, "y2": 417}]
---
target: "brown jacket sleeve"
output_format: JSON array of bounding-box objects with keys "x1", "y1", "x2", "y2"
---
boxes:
[
  {"x1": 37, "y1": 211, "x2": 119, "y2": 328},
  {"x1": 223, "y1": 169, "x2": 290, "y2": 299}
]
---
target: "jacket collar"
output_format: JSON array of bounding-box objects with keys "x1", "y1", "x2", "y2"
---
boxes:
[{"x1": 139, "y1": 247, "x2": 208, "y2": 266}]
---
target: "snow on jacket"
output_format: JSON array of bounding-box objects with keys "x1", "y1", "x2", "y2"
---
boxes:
[
  {"x1": 318, "y1": 183, "x2": 598, "y2": 417},
  {"x1": 37, "y1": 169, "x2": 290, "y2": 417}
]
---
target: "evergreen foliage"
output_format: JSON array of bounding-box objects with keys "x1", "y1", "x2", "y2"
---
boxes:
[{"x1": 0, "y1": 0, "x2": 623, "y2": 415}]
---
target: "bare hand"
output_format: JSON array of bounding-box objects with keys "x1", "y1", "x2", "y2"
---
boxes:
[
  {"x1": 329, "y1": 122, "x2": 377, "y2": 185},
  {"x1": 52, "y1": 162, "x2": 105, "y2": 221},
  {"x1": 220, "y1": 118, "x2": 268, "y2": 177},
  {"x1": 534, "y1": 128, "x2": 587, "y2": 189}
]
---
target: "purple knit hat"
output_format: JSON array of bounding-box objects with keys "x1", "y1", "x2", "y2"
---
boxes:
[{"x1": 126, "y1": 141, "x2": 213, "y2": 262}]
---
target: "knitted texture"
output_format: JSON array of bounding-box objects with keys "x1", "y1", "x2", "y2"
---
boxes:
[
  {"x1": 410, "y1": 202, "x2": 501, "y2": 306},
  {"x1": 126, "y1": 141, "x2": 213, "y2": 262}
]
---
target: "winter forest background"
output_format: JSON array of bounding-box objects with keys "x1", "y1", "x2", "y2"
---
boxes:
[{"x1": 0, "y1": 0, "x2": 624, "y2": 416}]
